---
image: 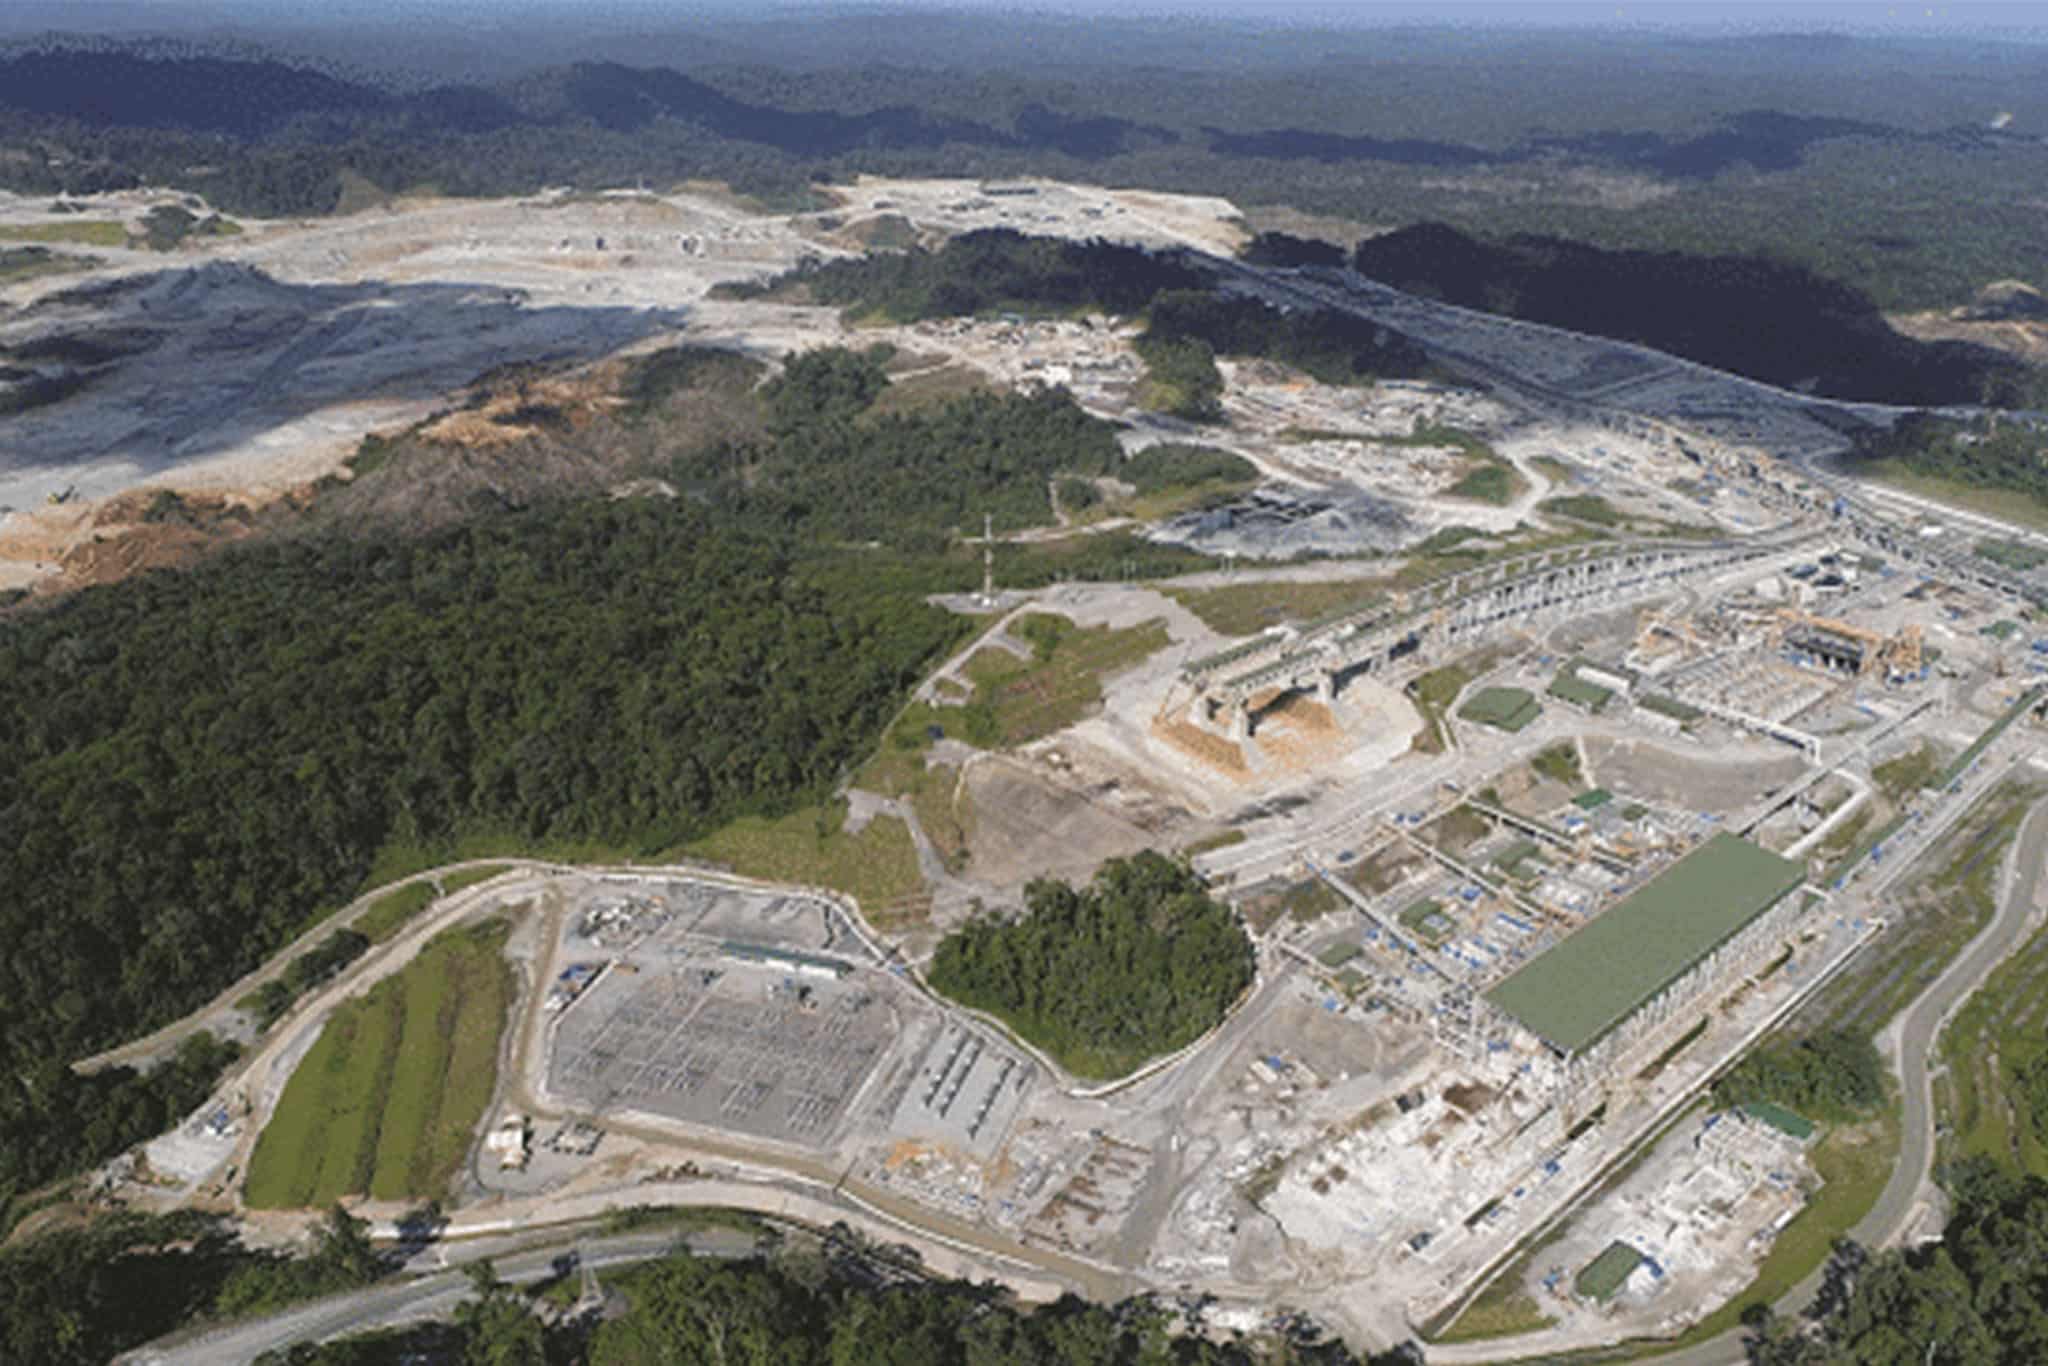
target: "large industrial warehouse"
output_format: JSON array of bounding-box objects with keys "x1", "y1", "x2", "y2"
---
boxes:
[{"x1": 1484, "y1": 833, "x2": 1810, "y2": 1094}]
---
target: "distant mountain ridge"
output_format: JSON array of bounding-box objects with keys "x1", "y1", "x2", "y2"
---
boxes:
[
  {"x1": 0, "y1": 42, "x2": 1176, "y2": 161},
  {"x1": 0, "y1": 38, "x2": 1999, "y2": 175}
]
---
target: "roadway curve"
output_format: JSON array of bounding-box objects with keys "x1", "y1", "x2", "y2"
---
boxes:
[
  {"x1": 77, "y1": 859, "x2": 555, "y2": 1075},
  {"x1": 122, "y1": 1226, "x2": 750, "y2": 1365},
  {"x1": 1578, "y1": 793, "x2": 2048, "y2": 1366}
]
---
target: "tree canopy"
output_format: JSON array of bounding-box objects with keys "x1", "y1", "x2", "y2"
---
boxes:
[
  {"x1": 1711, "y1": 1029, "x2": 1886, "y2": 1121},
  {"x1": 1140, "y1": 289, "x2": 1431, "y2": 388},
  {"x1": 1848, "y1": 413, "x2": 2048, "y2": 506},
  {"x1": 735, "y1": 228, "x2": 1211, "y2": 321},
  {"x1": 1749, "y1": 1175, "x2": 2048, "y2": 1365},
  {"x1": 589, "y1": 1250, "x2": 1362, "y2": 1366},
  {"x1": 928, "y1": 852, "x2": 1256, "y2": 1080}
]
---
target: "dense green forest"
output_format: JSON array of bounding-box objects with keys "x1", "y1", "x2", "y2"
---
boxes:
[
  {"x1": 0, "y1": 341, "x2": 1216, "y2": 1226},
  {"x1": 0, "y1": 1205, "x2": 385, "y2": 1366},
  {"x1": 1747, "y1": 1174, "x2": 2048, "y2": 1365},
  {"x1": 4, "y1": 38, "x2": 2046, "y2": 314},
  {"x1": 0, "y1": 1032, "x2": 239, "y2": 1230},
  {"x1": 0, "y1": 503, "x2": 956, "y2": 1066},
  {"x1": 929, "y1": 852, "x2": 1256, "y2": 1079},
  {"x1": 1711, "y1": 1030, "x2": 1886, "y2": 1121},
  {"x1": 1141, "y1": 290, "x2": 1432, "y2": 388},
  {"x1": 751, "y1": 345, "x2": 1126, "y2": 538},
  {"x1": 735, "y1": 228, "x2": 1210, "y2": 319},
  {"x1": 1348, "y1": 224, "x2": 2043, "y2": 408},
  {"x1": 1848, "y1": 413, "x2": 2048, "y2": 505},
  {"x1": 3, "y1": 1207, "x2": 1383, "y2": 1365}
]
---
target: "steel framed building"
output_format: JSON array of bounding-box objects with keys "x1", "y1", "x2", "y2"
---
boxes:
[{"x1": 1483, "y1": 833, "x2": 1808, "y2": 1097}]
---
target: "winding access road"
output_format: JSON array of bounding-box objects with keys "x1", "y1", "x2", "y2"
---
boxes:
[
  {"x1": 1622, "y1": 792, "x2": 2048, "y2": 1366},
  {"x1": 121, "y1": 1225, "x2": 755, "y2": 1366}
]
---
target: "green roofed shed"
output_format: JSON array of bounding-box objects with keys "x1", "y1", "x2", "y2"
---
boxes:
[
  {"x1": 1742, "y1": 1101, "x2": 1816, "y2": 1142},
  {"x1": 1483, "y1": 834, "x2": 1805, "y2": 1055},
  {"x1": 1400, "y1": 899, "x2": 1454, "y2": 945},
  {"x1": 1317, "y1": 941, "x2": 1363, "y2": 969},
  {"x1": 1575, "y1": 1241, "x2": 1644, "y2": 1302},
  {"x1": 1547, "y1": 664, "x2": 1614, "y2": 713},
  {"x1": 1459, "y1": 686, "x2": 1542, "y2": 733},
  {"x1": 1637, "y1": 693, "x2": 1703, "y2": 724}
]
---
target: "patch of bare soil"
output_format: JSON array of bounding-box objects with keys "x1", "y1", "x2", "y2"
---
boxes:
[
  {"x1": 1889, "y1": 312, "x2": 2048, "y2": 366},
  {"x1": 1240, "y1": 204, "x2": 1389, "y2": 249},
  {"x1": 1253, "y1": 694, "x2": 1343, "y2": 774},
  {"x1": 1152, "y1": 716, "x2": 1250, "y2": 775},
  {"x1": 1583, "y1": 736, "x2": 1807, "y2": 813},
  {"x1": 961, "y1": 756, "x2": 1163, "y2": 891},
  {"x1": 57, "y1": 489, "x2": 267, "y2": 588},
  {"x1": 417, "y1": 360, "x2": 627, "y2": 448},
  {"x1": 310, "y1": 348, "x2": 763, "y2": 536}
]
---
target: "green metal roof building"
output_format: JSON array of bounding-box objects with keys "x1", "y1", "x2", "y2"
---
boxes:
[
  {"x1": 1742, "y1": 1101, "x2": 1817, "y2": 1142},
  {"x1": 1484, "y1": 833, "x2": 1805, "y2": 1056},
  {"x1": 1575, "y1": 1241, "x2": 1646, "y2": 1302}
]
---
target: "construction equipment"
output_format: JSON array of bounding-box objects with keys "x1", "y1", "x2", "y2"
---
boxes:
[
  {"x1": 1632, "y1": 604, "x2": 1709, "y2": 660},
  {"x1": 1775, "y1": 609, "x2": 1922, "y2": 678}
]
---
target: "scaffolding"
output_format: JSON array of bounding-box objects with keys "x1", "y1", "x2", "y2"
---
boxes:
[{"x1": 1775, "y1": 609, "x2": 1923, "y2": 678}]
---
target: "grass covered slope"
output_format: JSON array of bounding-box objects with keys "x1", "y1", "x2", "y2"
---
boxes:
[
  {"x1": 928, "y1": 852, "x2": 1255, "y2": 1080},
  {"x1": 1847, "y1": 412, "x2": 2048, "y2": 518},
  {"x1": 246, "y1": 920, "x2": 511, "y2": 1208},
  {"x1": 958, "y1": 611, "x2": 1171, "y2": 748}
]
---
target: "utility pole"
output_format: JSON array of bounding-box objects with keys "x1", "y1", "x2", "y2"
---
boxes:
[{"x1": 980, "y1": 512, "x2": 996, "y2": 607}]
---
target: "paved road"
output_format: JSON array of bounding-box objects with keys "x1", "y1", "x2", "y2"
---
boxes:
[
  {"x1": 78, "y1": 858, "x2": 546, "y2": 1075},
  {"x1": 123, "y1": 1226, "x2": 749, "y2": 1365},
  {"x1": 1621, "y1": 793, "x2": 2048, "y2": 1366}
]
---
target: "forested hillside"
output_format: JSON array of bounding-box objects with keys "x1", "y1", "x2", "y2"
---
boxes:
[
  {"x1": 744, "y1": 229, "x2": 1435, "y2": 392},
  {"x1": 1748, "y1": 1172, "x2": 2048, "y2": 1364},
  {"x1": 731, "y1": 228, "x2": 1212, "y2": 319},
  {"x1": 0, "y1": 342, "x2": 1217, "y2": 1223},
  {"x1": 750, "y1": 346, "x2": 1126, "y2": 538},
  {"x1": 1846, "y1": 412, "x2": 2048, "y2": 508},
  {"x1": 1348, "y1": 223, "x2": 2042, "y2": 408},
  {"x1": 0, "y1": 502, "x2": 960, "y2": 1068},
  {"x1": 2, "y1": 35, "x2": 2044, "y2": 312}
]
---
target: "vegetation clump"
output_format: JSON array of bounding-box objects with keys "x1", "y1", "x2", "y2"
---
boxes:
[
  {"x1": 1746, "y1": 1173, "x2": 2048, "y2": 1365},
  {"x1": 241, "y1": 928, "x2": 370, "y2": 1030},
  {"x1": 1712, "y1": 1029, "x2": 1884, "y2": 1121},
  {"x1": 1852, "y1": 412, "x2": 2048, "y2": 511},
  {"x1": 929, "y1": 851, "x2": 1255, "y2": 1079},
  {"x1": 730, "y1": 227, "x2": 1209, "y2": 319},
  {"x1": 0, "y1": 1207, "x2": 382, "y2": 1366},
  {"x1": 0, "y1": 1032, "x2": 238, "y2": 1233},
  {"x1": 1141, "y1": 288, "x2": 1431, "y2": 387},
  {"x1": 1134, "y1": 333, "x2": 1224, "y2": 421}
]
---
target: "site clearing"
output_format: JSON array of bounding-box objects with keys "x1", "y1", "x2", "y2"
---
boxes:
[{"x1": 39, "y1": 171, "x2": 2048, "y2": 1363}]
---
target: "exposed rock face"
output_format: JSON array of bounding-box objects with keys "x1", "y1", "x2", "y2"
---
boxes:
[{"x1": 1956, "y1": 280, "x2": 2048, "y2": 323}]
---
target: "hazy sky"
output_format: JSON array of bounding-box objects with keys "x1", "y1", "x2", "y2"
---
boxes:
[
  {"x1": 29, "y1": 0, "x2": 2048, "y2": 31},
  {"x1": 935, "y1": 1, "x2": 2045, "y2": 27}
]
